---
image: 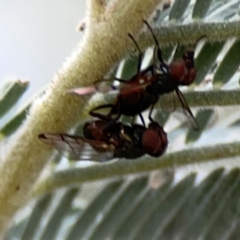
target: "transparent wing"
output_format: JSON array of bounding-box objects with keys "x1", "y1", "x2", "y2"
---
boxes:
[
  {"x1": 67, "y1": 79, "x2": 116, "y2": 96},
  {"x1": 174, "y1": 88, "x2": 200, "y2": 131},
  {"x1": 67, "y1": 66, "x2": 154, "y2": 97},
  {"x1": 67, "y1": 81, "x2": 152, "y2": 103},
  {"x1": 66, "y1": 86, "x2": 96, "y2": 96},
  {"x1": 94, "y1": 79, "x2": 117, "y2": 93},
  {"x1": 38, "y1": 133, "x2": 115, "y2": 162}
]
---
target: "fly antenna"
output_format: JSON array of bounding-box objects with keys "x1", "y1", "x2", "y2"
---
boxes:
[
  {"x1": 128, "y1": 33, "x2": 143, "y2": 74},
  {"x1": 143, "y1": 19, "x2": 160, "y2": 48},
  {"x1": 143, "y1": 19, "x2": 167, "y2": 68},
  {"x1": 128, "y1": 33, "x2": 142, "y2": 54}
]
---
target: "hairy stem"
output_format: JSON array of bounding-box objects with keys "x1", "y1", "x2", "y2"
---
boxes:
[
  {"x1": 88, "y1": 0, "x2": 106, "y2": 20},
  {"x1": 139, "y1": 20, "x2": 240, "y2": 49},
  {"x1": 0, "y1": 0, "x2": 163, "y2": 234},
  {"x1": 32, "y1": 141, "x2": 240, "y2": 197},
  {"x1": 86, "y1": 90, "x2": 240, "y2": 113},
  {"x1": 1, "y1": 3, "x2": 239, "y2": 235}
]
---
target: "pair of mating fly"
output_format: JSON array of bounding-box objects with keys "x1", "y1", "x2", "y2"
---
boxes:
[{"x1": 39, "y1": 20, "x2": 202, "y2": 162}]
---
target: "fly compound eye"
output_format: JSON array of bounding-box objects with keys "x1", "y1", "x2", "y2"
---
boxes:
[
  {"x1": 169, "y1": 60, "x2": 186, "y2": 83},
  {"x1": 142, "y1": 129, "x2": 161, "y2": 156},
  {"x1": 142, "y1": 125, "x2": 168, "y2": 157}
]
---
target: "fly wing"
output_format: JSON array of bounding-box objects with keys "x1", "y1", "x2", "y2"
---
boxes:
[
  {"x1": 67, "y1": 82, "x2": 151, "y2": 100},
  {"x1": 174, "y1": 88, "x2": 200, "y2": 131},
  {"x1": 94, "y1": 79, "x2": 117, "y2": 93},
  {"x1": 67, "y1": 86, "x2": 96, "y2": 96},
  {"x1": 38, "y1": 133, "x2": 115, "y2": 162},
  {"x1": 67, "y1": 79, "x2": 116, "y2": 96},
  {"x1": 67, "y1": 70, "x2": 153, "y2": 97}
]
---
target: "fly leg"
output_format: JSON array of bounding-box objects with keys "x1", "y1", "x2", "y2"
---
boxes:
[
  {"x1": 148, "y1": 95, "x2": 159, "y2": 123},
  {"x1": 175, "y1": 88, "x2": 199, "y2": 131},
  {"x1": 89, "y1": 104, "x2": 114, "y2": 121},
  {"x1": 139, "y1": 92, "x2": 146, "y2": 126},
  {"x1": 138, "y1": 113, "x2": 145, "y2": 126},
  {"x1": 89, "y1": 104, "x2": 121, "y2": 138}
]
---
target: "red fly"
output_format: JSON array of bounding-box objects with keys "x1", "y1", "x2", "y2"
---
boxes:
[
  {"x1": 38, "y1": 119, "x2": 168, "y2": 161},
  {"x1": 69, "y1": 20, "x2": 204, "y2": 130}
]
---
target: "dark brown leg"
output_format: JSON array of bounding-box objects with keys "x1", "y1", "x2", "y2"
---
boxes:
[
  {"x1": 89, "y1": 104, "x2": 114, "y2": 121},
  {"x1": 148, "y1": 96, "x2": 159, "y2": 123}
]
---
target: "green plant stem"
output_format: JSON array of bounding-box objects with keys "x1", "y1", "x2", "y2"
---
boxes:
[
  {"x1": 139, "y1": 20, "x2": 240, "y2": 49},
  {"x1": 0, "y1": 80, "x2": 29, "y2": 117},
  {"x1": 1, "y1": 4, "x2": 239, "y2": 235},
  {"x1": 160, "y1": 90, "x2": 240, "y2": 108},
  {"x1": 0, "y1": 0, "x2": 163, "y2": 235},
  {"x1": 88, "y1": 0, "x2": 105, "y2": 20},
  {"x1": 86, "y1": 90, "x2": 240, "y2": 113},
  {"x1": 32, "y1": 142, "x2": 240, "y2": 197}
]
